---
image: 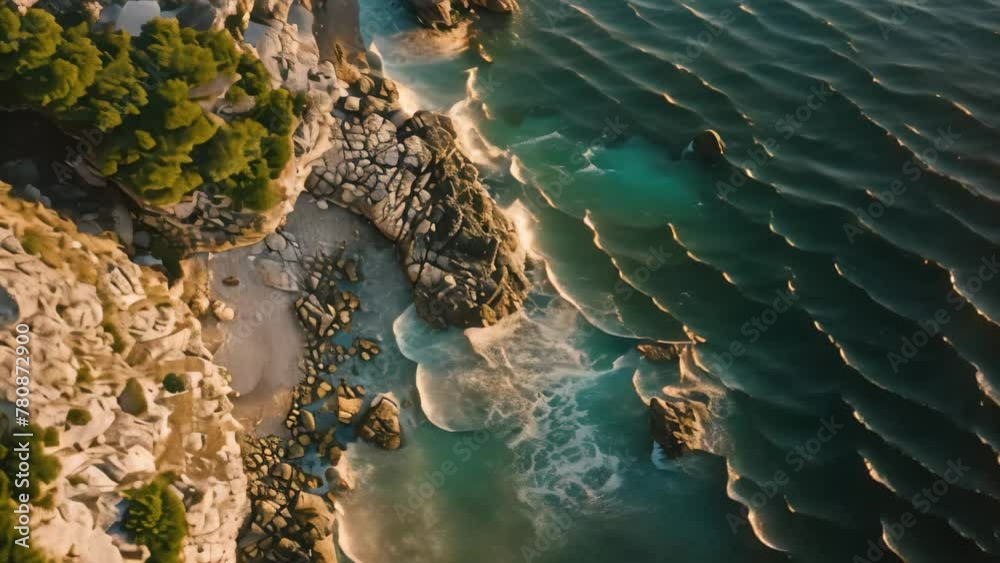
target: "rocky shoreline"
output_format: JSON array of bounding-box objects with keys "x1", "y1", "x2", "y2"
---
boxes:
[{"x1": 0, "y1": 0, "x2": 531, "y2": 561}]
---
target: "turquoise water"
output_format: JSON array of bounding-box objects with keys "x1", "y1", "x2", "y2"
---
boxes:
[{"x1": 340, "y1": 1, "x2": 1000, "y2": 562}]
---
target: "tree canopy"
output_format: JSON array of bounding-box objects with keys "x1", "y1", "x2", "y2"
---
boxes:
[
  {"x1": 0, "y1": 6, "x2": 295, "y2": 209},
  {"x1": 123, "y1": 475, "x2": 188, "y2": 563}
]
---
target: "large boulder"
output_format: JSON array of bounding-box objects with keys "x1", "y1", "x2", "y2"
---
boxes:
[
  {"x1": 405, "y1": 0, "x2": 518, "y2": 28},
  {"x1": 637, "y1": 342, "x2": 685, "y2": 362},
  {"x1": 691, "y1": 129, "x2": 726, "y2": 165},
  {"x1": 649, "y1": 398, "x2": 699, "y2": 459},
  {"x1": 407, "y1": 0, "x2": 453, "y2": 28},
  {"x1": 357, "y1": 395, "x2": 401, "y2": 450}
]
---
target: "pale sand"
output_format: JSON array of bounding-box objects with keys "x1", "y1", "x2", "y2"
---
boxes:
[{"x1": 211, "y1": 195, "x2": 397, "y2": 434}]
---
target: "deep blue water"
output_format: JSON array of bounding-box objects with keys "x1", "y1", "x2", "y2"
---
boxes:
[{"x1": 338, "y1": 1, "x2": 1000, "y2": 562}]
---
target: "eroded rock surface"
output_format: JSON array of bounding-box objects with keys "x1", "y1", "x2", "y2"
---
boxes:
[
  {"x1": 308, "y1": 73, "x2": 529, "y2": 327},
  {"x1": 0, "y1": 184, "x2": 247, "y2": 562},
  {"x1": 649, "y1": 398, "x2": 699, "y2": 459},
  {"x1": 357, "y1": 395, "x2": 402, "y2": 450},
  {"x1": 405, "y1": 0, "x2": 518, "y2": 28}
]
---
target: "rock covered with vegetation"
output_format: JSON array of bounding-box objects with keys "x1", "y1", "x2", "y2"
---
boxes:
[
  {"x1": 0, "y1": 182, "x2": 248, "y2": 562},
  {"x1": 0, "y1": 6, "x2": 295, "y2": 208}
]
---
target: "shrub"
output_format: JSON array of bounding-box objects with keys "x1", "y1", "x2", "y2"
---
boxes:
[
  {"x1": 76, "y1": 365, "x2": 93, "y2": 383},
  {"x1": 0, "y1": 420, "x2": 60, "y2": 513},
  {"x1": 66, "y1": 408, "x2": 91, "y2": 426},
  {"x1": 123, "y1": 475, "x2": 188, "y2": 563},
  {"x1": 162, "y1": 372, "x2": 185, "y2": 393},
  {"x1": 42, "y1": 427, "x2": 59, "y2": 447}
]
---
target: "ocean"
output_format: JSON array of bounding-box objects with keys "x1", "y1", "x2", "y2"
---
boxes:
[{"x1": 336, "y1": 1, "x2": 1000, "y2": 562}]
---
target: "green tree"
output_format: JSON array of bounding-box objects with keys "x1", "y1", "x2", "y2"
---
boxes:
[
  {"x1": 133, "y1": 18, "x2": 229, "y2": 87},
  {"x1": 122, "y1": 475, "x2": 188, "y2": 563},
  {"x1": 75, "y1": 29, "x2": 149, "y2": 129},
  {"x1": 5, "y1": 8, "x2": 61, "y2": 76},
  {"x1": 0, "y1": 9, "x2": 296, "y2": 210},
  {"x1": 234, "y1": 51, "x2": 270, "y2": 96},
  {"x1": 18, "y1": 22, "x2": 100, "y2": 111},
  {"x1": 198, "y1": 117, "x2": 265, "y2": 182},
  {"x1": 262, "y1": 133, "x2": 291, "y2": 177}
]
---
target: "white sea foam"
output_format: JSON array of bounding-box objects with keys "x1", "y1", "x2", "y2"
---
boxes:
[
  {"x1": 446, "y1": 67, "x2": 508, "y2": 171},
  {"x1": 399, "y1": 296, "x2": 641, "y2": 537}
]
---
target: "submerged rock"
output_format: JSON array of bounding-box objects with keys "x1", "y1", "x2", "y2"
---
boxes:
[
  {"x1": 408, "y1": 0, "x2": 453, "y2": 28},
  {"x1": 691, "y1": 129, "x2": 726, "y2": 165}
]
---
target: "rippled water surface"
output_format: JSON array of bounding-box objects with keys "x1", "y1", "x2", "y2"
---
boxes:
[{"x1": 342, "y1": 1, "x2": 1000, "y2": 561}]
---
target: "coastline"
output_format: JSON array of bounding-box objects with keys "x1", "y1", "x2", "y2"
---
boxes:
[
  {"x1": 0, "y1": 0, "x2": 529, "y2": 561},
  {"x1": 213, "y1": 1, "x2": 532, "y2": 560}
]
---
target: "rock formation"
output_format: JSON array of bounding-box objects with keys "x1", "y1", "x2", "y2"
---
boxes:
[
  {"x1": 691, "y1": 129, "x2": 726, "y2": 165},
  {"x1": 0, "y1": 183, "x2": 247, "y2": 562},
  {"x1": 308, "y1": 73, "x2": 529, "y2": 327},
  {"x1": 357, "y1": 395, "x2": 402, "y2": 450},
  {"x1": 649, "y1": 398, "x2": 700, "y2": 459},
  {"x1": 637, "y1": 342, "x2": 685, "y2": 362},
  {"x1": 239, "y1": 437, "x2": 337, "y2": 563},
  {"x1": 405, "y1": 0, "x2": 518, "y2": 29}
]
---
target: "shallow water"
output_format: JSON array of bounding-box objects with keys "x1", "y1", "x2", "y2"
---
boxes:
[{"x1": 341, "y1": 1, "x2": 1000, "y2": 562}]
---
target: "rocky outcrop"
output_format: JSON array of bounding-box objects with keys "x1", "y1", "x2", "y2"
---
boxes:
[
  {"x1": 691, "y1": 129, "x2": 726, "y2": 165},
  {"x1": 308, "y1": 69, "x2": 529, "y2": 327},
  {"x1": 239, "y1": 437, "x2": 337, "y2": 563},
  {"x1": 0, "y1": 183, "x2": 247, "y2": 562},
  {"x1": 637, "y1": 342, "x2": 685, "y2": 362},
  {"x1": 649, "y1": 398, "x2": 700, "y2": 459},
  {"x1": 405, "y1": 0, "x2": 518, "y2": 28},
  {"x1": 357, "y1": 395, "x2": 402, "y2": 450},
  {"x1": 125, "y1": 9, "x2": 338, "y2": 255}
]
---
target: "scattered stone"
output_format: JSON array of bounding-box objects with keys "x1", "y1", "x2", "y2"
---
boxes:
[
  {"x1": 265, "y1": 232, "x2": 287, "y2": 252},
  {"x1": 212, "y1": 300, "x2": 236, "y2": 322}
]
